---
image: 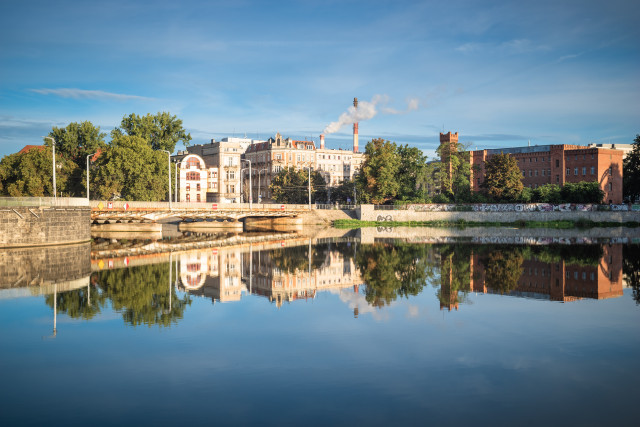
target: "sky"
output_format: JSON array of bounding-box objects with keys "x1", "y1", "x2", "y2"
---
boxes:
[{"x1": 1, "y1": 0, "x2": 638, "y2": 159}]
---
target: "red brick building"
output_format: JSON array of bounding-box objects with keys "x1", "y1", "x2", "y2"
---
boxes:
[{"x1": 469, "y1": 144, "x2": 624, "y2": 203}]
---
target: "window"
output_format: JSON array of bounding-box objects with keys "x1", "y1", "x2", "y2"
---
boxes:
[
  {"x1": 186, "y1": 194, "x2": 190, "y2": 202},
  {"x1": 196, "y1": 183, "x2": 201, "y2": 191},
  {"x1": 209, "y1": 182, "x2": 217, "y2": 190},
  {"x1": 226, "y1": 170, "x2": 235, "y2": 180},
  {"x1": 535, "y1": 170, "x2": 538, "y2": 176},
  {"x1": 582, "y1": 167, "x2": 586, "y2": 175},
  {"x1": 197, "y1": 194, "x2": 201, "y2": 202},
  {"x1": 556, "y1": 175, "x2": 559, "y2": 183},
  {"x1": 609, "y1": 167, "x2": 612, "y2": 175},
  {"x1": 609, "y1": 183, "x2": 613, "y2": 191},
  {"x1": 590, "y1": 166, "x2": 595, "y2": 175},
  {"x1": 574, "y1": 168, "x2": 578, "y2": 175},
  {"x1": 529, "y1": 170, "x2": 532, "y2": 177},
  {"x1": 542, "y1": 169, "x2": 545, "y2": 176},
  {"x1": 556, "y1": 159, "x2": 560, "y2": 167},
  {"x1": 186, "y1": 183, "x2": 190, "y2": 191},
  {"x1": 186, "y1": 157, "x2": 200, "y2": 168},
  {"x1": 186, "y1": 171, "x2": 199, "y2": 181},
  {"x1": 566, "y1": 168, "x2": 570, "y2": 176},
  {"x1": 522, "y1": 171, "x2": 526, "y2": 177},
  {"x1": 227, "y1": 184, "x2": 235, "y2": 194},
  {"x1": 211, "y1": 171, "x2": 218, "y2": 178}
]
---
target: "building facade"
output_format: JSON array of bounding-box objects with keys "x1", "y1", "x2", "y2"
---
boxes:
[{"x1": 470, "y1": 144, "x2": 624, "y2": 203}]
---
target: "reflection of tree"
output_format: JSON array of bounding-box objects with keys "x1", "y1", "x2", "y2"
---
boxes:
[
  {"x1": 522, "y1": 245, "x2": 603, "y2": 267},
  {"x1": 437, "y1": 245, "x2": 472, "y2": 309},
  {"x1": 94, "y1": 263, "x2": 191, "y2": 327},
  {"x1": 483, "y1": 248, "x2": 524, "y2": 295},
  {"x1": 623, "y1": 245, "x2": 640, "y2": 305},
  {"x1": 45, "y1": 285, "x2": 105, "y2": 320},
  {"x1": 269, "y1": 243, "x2": 331, "y2": 273},
  {"x1": 356, "y1": 243, "x2": 436, "y2": 307}
]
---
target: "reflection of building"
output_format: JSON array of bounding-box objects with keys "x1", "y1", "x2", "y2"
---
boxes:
[
  {"x1": 469, "y1": 245, "x2": 623, "y2": 302},
  {"x1": 242, "y1": 244, "x2": 362, "y2": 308},
  {"x1": 178, "y1": 247, "x2": 245, "y2": 303}
]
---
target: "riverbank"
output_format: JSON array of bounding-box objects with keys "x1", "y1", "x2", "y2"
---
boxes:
[{"x1": 334, "y1": 218, "x2": 640, "y2": 229}]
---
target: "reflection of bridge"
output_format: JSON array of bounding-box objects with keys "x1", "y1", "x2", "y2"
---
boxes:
[{"x1": 91, "y1": 201, "x2": 310, "y2": 223}]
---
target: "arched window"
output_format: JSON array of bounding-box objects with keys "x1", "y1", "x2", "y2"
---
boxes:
[
  {"x1": 186, "y1": 171, "x2": 200, "y2": 181},
  {"x1": 186, "y1": 157, "x2": 201, "y2": 168}
]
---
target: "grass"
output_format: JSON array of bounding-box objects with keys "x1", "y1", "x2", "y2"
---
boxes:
[{"x1": 333, "y1": 219, "x2": 640, "y2": 229}]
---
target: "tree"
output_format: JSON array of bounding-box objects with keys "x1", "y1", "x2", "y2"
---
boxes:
[
  {"x1": 111, "y1": 112, "x2": 191, "y2": 152},
  {"x1": 397, "y1": 144, "x2": 429, "y2": 202},
  {"x1": 91, "y1": 135, "x2": 170, "y2": 201},
  {"x1": 0, "y1": 146, "x2": 77, "y2": 197},
  {"x1": 269, "y1": 167, "x2": 325, "y2": 204},
  {"x1": 47, "y1": 121, "x2": 107, "y2": 196},
  {"x1": 482, "y1": 152, "x2": 523, "y2": 201},
  {"x1": 435, "y1": 138, "x2": 471, "y2": 202},
  {"x1": 482, "y1": 247, "x2": 524, "y2": 294},
  {"x1": 356, "y1": 138, "x2": 400, "y2": 204},
  {"x1": 623, "y1": 134, "x2": 640, "y2": 202}
]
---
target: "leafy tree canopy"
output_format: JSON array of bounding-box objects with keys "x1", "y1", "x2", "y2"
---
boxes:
[
  {"x1": 357, "y1": 138, "x2": 401, "y2": 204},
  {"x1": 47, "y1": 121, "x2": 107, "y2": 168},
  {"x1": 91, "y1": 135, "x2": 170, "y2": 201},
  {"x1": 269, "y1": 167, "x2": 325, "y2": 204},
  {"x1": 482, "y1": 152, "x2": 523, "y2": 201},
  {"x1": 111, "y1": 112, "x2": 191, "y2": 152}
]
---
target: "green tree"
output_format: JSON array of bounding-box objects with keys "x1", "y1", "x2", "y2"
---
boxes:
[
  {"x1": 356, "y1": 138, "x2": 400, "y2": 204},
  {"x1": 47, "y1": 121, "x2": 107, "y2": 196},
  {"x1": 397, "y1": 144, "x2": 429, "y2": 202},
  {"x1": 435, "y1": 139, "x2": 471, "y2": 202},
  {"x1": 482, "y1": 152, "x2": 523, "y2": 201},
  {"x1": 560, "y1": 181, "x2": 604, "y2": 203},
  {"x1": 91, "y1": 135, "x2": 170, "y2": 201},
  {"x1": 0, "y1": 146, "x2": 77, "y2": 197},
  {"x1": 111, "y1": 112, "x2": 191, "y2": 152},
  {"x1": 623, "y1": 134, "x2": 640, "y2": 202},
  {"x1": 623, "y1": 244, "x2": 640, "y2": 305},
  {"x1": 45, "y1": 285, "x2": 105, "y2": 320},
  {"x1": 269, "y1": 167, "x2": 325, "y2": 204}
]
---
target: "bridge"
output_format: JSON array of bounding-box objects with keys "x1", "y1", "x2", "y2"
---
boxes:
[{"x1": 90, "y1": 200, "x2": 312, "y2": 223}]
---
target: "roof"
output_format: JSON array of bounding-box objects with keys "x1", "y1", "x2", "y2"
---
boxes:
[{"x1": 18, "y1": 145, "x2": 45, "y2": 154}]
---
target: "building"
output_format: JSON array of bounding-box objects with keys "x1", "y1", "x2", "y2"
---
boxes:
[
  {"x1": 174, "y1": 137, "x2": 265, "y2": 203},
  {"x1": 470, "y1": 144, "x2": 624, "y2": 203}
]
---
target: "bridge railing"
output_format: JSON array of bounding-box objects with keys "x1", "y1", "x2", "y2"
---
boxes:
[
  {"x1": 91, "y1": 201, "x2": 313, "y2": 211},
  {"x1": 1, "y1": 197, "x2": 89, "y2": 207}
]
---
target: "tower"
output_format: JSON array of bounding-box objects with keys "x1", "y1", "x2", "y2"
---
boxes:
[
  {"x1": 439, "y1": 132, "x2": 459, "y2": 193},
  {"x1": 353, "y1": 97, "x2": 359, "y2": 153}
]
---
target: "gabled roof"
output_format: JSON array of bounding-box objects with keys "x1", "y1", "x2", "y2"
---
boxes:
[{"x1": 18, "y1": 145, "x2": 45, "y2": 154}]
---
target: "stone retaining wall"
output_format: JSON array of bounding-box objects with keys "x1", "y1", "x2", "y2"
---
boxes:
[
  {"x1": 357, "y1": 205, "x2": 640, "y2": 223},
  {"x1": 0, "y1": 198, "x2": 91, "y2": 247}
]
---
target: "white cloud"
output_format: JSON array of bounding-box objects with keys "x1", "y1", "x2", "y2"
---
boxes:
[{"x1": 29, "y1": 88, "x2": 154, "y2": 102}]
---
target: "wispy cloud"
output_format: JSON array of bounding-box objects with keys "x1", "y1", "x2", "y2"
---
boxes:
[
  {"x1": 29, "y1": 88, "x2": 154, "y2": 102},
  {"x1": 557, "y1": 52, "x2": 583, "y2": 62},
  {"x1": 456, "y1": 39, "x2": 550, "y2": 55}
]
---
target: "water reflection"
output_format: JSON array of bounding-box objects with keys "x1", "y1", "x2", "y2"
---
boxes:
[{"x1": 3, "y1": 236, "x2": 635, "y2": 327}]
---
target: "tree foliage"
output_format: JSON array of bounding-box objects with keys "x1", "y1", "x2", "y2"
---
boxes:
[
  {"x1": 397, "y1": 144, "x2": 430, "y2": 202},
  {"x1": 435, "y1": 138, "x2": 471, "y2": 202},
  {"x1": 356, "y1": 138, "x2": 401, "y2": 204},
  {"x1": 111, "y1": 112, "x2": 191, "y2": 152},
  {"x1": 482, "y1": 152, "x2": 523, "y2": 201},
  {"x1": 269, "y1": 167, "x2": 325, "y2": 204},
  {"x1": 91, "y1": 135, "x2": 170, "y2": 201},
  {"x1": 0, "y1": 146, "x2": 76, "y2": 197},
  {"x1": 623, "y1": 134, "x2": 640, "y2": 202}
]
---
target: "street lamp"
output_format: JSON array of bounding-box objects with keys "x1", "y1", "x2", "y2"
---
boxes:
[
  {"x1": 86, "y1": 152, "x2": 97, "y2": 200},
  {"x1": 43, "y1": 137, "x2": 56, "y2": 199},
  {"x1": 257, "y1": 168, "x2": 268, "y2": 203},
  {"x1": 306, "y1": 166, "x2": 312, "y2": 210},
  {"x1": 161, "y1": 150, "x2": 172, "y2": 209},
  {"x1": 241, "y1": 159, "x2": 252, "y2": 210}
]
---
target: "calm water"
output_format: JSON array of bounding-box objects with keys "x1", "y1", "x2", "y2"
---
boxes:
[{"x1": 1, "y1": 237, "x2": 639, "y2": 426}]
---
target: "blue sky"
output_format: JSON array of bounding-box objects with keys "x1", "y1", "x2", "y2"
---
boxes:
[{"x1": 1, "y1": 0, "x2": 638, "y2": 158}]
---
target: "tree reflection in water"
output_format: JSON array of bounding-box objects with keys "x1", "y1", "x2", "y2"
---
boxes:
[
  {"x1": 623, "y1": 245, "x2": 640, "y2": 304},
  {"x1": 46, "y1": 263, "x2": 191, "y2": 327}
]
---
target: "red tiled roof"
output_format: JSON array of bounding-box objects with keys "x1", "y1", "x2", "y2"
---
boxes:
[{"x1": 18, "y1": 145, "x2": 45, "y2": 154}]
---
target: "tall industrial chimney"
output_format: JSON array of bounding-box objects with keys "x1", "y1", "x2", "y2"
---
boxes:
[
  {"x1": 320, "y1": 134, "x2": 325, "y2": 149},
  {"x1": 353, "y1": 97, "x2": 359, "y2": 153}
]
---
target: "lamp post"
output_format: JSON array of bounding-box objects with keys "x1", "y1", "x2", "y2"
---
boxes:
[
  {"x1": 257, "y1": 168, "x2": 267, "y2": 204},
  {"x1": 161, "y1": 150, "x2": 172, "y2": 209},
  {"x1": 306, "y1": 166, "x2": 312, "y2": 210},
  {"x1": 43, "y1": 137, "x2": 56, "y2": 199},
  {"x1": 173, "y1": 160, "x2": 178, "y2": 203},
  {"x1": 86, "y1": 152, "x2": 97, "y2": 200},
  {"x1": 241, "y1": 159, "x2": 252, "y2": 210},
  {"x1": 240, "y1": 167, "x2": 248, "y2": 205}
]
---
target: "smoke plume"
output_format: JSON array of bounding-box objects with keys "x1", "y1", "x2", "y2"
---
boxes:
[{"x1": 323, "y1": 95, "x2": 419, "y2": 135}]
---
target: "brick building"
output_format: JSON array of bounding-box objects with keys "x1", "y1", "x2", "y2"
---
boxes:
[{"x1": 469, "y1": 143, "x2": 624, "y2": 203}]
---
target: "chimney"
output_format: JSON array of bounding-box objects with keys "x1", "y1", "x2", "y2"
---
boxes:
[
  {"x1": 320, "y1": 134, "x2": 325, "y2": 149},
  {"x1": 353, "y1": 97, "x2": 359, "y2": 153}
]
